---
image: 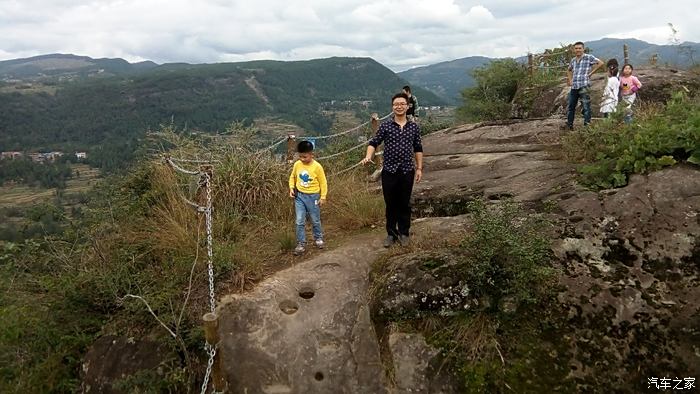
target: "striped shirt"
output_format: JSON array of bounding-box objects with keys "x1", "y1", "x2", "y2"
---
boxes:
[{"x1": 569, "y1": 54, "x2": 600, "y2": 89}]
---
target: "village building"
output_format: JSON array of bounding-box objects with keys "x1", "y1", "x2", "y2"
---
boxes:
[{"x1": 0, "y1": 151, "x2": 23, "y2": 160}]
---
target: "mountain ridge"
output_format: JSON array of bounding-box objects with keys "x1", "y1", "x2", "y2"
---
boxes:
[
  {"x1": 400, "y1": 37, "x2": 700, "y2": 103},
  {"x1": 0, "y1": 56, "x2": 445, "y2": 171}
]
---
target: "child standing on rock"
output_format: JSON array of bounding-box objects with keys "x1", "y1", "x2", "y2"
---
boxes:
[
  {"x1": 619, "y1": 63, "x2": 642, "y2": 123},
  {"x1": 289, "y1": 140, "x2": 327, "y2": 256},
  {"x1": 600, "y1": 58, "x2": 620, "y2": 118}
]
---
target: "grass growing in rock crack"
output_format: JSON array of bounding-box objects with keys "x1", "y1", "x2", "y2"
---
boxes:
[{"x1": 370, "y1": 199, "x2": 561, "y2": 392}]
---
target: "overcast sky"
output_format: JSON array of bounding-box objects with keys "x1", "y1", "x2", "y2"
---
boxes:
[{"x1": 1, "y1": 0, "x2": 698, "y2": 72}]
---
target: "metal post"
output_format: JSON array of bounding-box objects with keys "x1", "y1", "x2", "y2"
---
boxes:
[
  {"x1": 286, "y1": 133, "x2": 296, "y2": 164},
  {"x1": 203, "y1": 313, "x2": 226, "y2": 392}
]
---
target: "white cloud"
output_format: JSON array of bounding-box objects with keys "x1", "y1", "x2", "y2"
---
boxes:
[{"x1": 0, "y1": 0, "x2": 697, "y2": 71}]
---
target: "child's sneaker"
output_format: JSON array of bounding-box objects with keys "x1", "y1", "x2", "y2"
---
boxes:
[
  {"x1": 314, "y1": 239, "x2": 325, "y2": 249},
  {"x1": 293, "y1": 243, "x2": 306, "y2": 256}
]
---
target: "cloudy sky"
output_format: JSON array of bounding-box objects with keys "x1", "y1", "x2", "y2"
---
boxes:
[{"x1": 1, "y1": 0, "x2": 698, "y2": 72}]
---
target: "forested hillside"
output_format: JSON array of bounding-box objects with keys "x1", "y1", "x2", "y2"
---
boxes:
[
  {"x1": 0, "y1": 53, "x2": 157, "y2": 80},
  {"x1": 398, "y1": 56, "x2": 492, "y2": 104},
  {"x1": 0, "y1": 56, "x2": 444, "y2": 171}
]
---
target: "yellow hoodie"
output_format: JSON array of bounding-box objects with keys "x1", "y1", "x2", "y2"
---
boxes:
[{"x1": 288, "y1": 160, "x2": 327, "y2": 199}]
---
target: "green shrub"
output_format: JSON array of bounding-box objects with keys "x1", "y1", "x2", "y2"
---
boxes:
[
  {"x1": 562, "y1": 91, "x2": 700, "y2": 188},
  {"x1": 459, "y1": 199, "x2": 556, "y2": 307},
  {"x1": 456, "y1": 59, "x2": 527, "y2": 122},
  {"x1": 0, "y1": 240, "x2": 105, "y2": 393}
]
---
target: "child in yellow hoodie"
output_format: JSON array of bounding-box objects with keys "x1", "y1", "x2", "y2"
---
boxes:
[{"x1": 289, "y1": 140, "x2": 327, "y2": 255}]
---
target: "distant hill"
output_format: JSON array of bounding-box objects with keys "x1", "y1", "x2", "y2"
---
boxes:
[
  {"x1": 0, "y1": 54, "x2": 158, "y2": 81},
  {"x1": 400, "y1": 38, "x2": 699, "y2": 104},
  {"x1": 582, "y1": 37, "x2": 699, "y2": 67},
  {"x1": 398, "y1": 56, "x2": 492, "y2": 105},
  {"x1": 0, "y1": 55, "x2": 444, "y2": 170}
]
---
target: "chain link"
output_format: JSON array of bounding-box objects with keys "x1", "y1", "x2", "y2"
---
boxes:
[
  {"x1": 200, "y1": 171, "x2": 217, "y2": 394},
  {"x1": 171, "y1": 158, "x2": 221, "y2": 164},
  {"x1": 165, "y1": 157, "x2": 202, "y2": 175},
  {"x1": 204, "y1": 172, "x2": 216, "y2": 314},
  {"x1": 200, "y1": 342, "x2": 217, "y2": 394},
  {"x1": 257, "y1": 136, "x2": 287, "y2": 153},
  {"x1": 315, "y1": 140, "x2": 368, "y2": 161}
]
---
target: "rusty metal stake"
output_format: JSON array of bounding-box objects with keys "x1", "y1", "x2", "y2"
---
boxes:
[{"x1": 286, "y1": 133, "x2": 297, "y2": 164}]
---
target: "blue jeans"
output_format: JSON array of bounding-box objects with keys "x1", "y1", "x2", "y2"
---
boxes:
[
  {"x1": 295, "y1": 192, "x2": 322, "y2": 244},
  {"x1": 567, "y1": 86, "x2": 591, "y2": 127}
]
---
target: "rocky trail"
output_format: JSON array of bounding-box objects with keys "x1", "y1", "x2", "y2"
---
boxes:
[{"x1": 214, "y1": 115, "x2": 700, "y2": 393}]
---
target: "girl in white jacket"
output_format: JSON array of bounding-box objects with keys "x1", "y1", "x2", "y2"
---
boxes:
[{"x1": 600, "y1": 59, "x2": 620, "y2": 118}]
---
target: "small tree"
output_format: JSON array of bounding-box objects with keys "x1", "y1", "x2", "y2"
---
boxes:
[{"x1": 456, "y1": 59, "x2": 527, "y2": 122}]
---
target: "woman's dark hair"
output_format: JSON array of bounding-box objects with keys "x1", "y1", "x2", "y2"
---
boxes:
[
  {"x1": 392, "y1": 92, "x2": 409, "y2": 104},
  {"x1": 606, "y1": 58, "x2": 619, "y2": 76},
  {"x1": 297, "y1": 140, "x2": 314, "y2": 153}
]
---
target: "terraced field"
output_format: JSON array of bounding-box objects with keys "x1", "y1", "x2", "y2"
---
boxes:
[{"x1": 0, "y1": 163, "x2": 100, "y2": 208}]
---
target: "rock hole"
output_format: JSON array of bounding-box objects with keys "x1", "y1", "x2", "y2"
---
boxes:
[
  {"x1": 314, "y1": 372, "x2": 324, "y2": 381},
  {"x1": 299, "y1": 286, "x2": 315, "y2": 299},
  {"x1": 487, "y1": 193, "x2": 513, "y2": 201},
  {"x1": 569, "y1": 215, "x2": 584, "y2": 223},
  {"x1": 279, "y1": 300, "x2": 299, "y2": 315},
  {"x1": 559, "y1": 192, "x2": 575, "y2": 200}
]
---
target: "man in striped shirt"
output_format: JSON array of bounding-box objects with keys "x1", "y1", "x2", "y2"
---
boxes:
[{"x1": 566, "y1": 41, "x2": 603, "y2": 130}]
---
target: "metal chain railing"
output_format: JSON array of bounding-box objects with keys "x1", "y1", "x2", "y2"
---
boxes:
[
  {"x1": 200, "y1": 171, "x2": 218, "y2": 394},
  {"x1": 306, "y1": 111, "x2": 392, "y2": 140},
  {"x1": 253, "y1": 112, "x2": 392, "y2": 156},
  {"x1": 166, "y1": 157, "x2": 202, "y2": 175},
  {"x1": 201, "y1": 343, "x2": 217, "y2": 394},
  {"x1": 327, "y1": 119, "x2": 447, "y2": 178},
  {"x1": 164, "y1": 158, "x2": 219, "y2": 394},
  {"x1": 170, "y1": 158, "x2": 221, "y2": 164},
  {"x1": 315, "y1": 140, "x2": 368, "y2": 161},
  {"x1": 203, "y1": 172, "x2": 216, "y2": 314},
  {"x1": 162, "y1": 109, "x2": 423, "y2": 391},
  {"x1": 257, "y1": 136, "x2": 287, "y2": 153},
  {"x1": 330, "y1": 149, "x2": 381, "y2": 176}
]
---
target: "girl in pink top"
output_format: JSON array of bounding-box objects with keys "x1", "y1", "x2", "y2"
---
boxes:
[{"x1": 619, "y1": 64, "x2": 642, "y2": 122}]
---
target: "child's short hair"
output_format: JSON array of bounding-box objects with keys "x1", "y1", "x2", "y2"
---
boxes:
[
  {"x1": 297, "y1": 140, "x2": 314, "y2": 153},
  {"x1": 623, "y1": 63, "x2": 634, "y2": 70}
]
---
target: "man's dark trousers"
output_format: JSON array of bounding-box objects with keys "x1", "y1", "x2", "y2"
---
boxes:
[
  {"x1": 381, "y1": 170, "x2": 415, "y2": 238},
  {"x1": 567, "y1": 86, "x2": 591, "y2": 128}
]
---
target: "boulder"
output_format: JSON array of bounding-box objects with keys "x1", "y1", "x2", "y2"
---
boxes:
[
  {"x1": 81, "y1": 334, "x2": 176, "y2": 393},
  {"x1": 216, "y1": 234, "x2": 388, "y2": 394},
  {"x1": 512, "y1": 66, "x2": 700, "y2": 119}
]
